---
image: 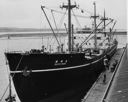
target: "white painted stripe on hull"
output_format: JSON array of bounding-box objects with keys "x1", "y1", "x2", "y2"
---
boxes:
[{"x1": 10, "y1": 57, "x2": 103, "y2": 74}]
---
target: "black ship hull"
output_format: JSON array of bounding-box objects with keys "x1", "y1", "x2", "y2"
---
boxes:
[{"x1": 5, "y1": 44, "x2": 117, "y2": 102}]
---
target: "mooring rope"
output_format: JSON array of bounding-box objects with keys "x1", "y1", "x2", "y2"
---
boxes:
[{"x1": 0, "y1": 55, "x2": 24, "y2": 102}]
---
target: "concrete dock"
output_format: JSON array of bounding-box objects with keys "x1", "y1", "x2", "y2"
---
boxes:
[
  {"x1": 82, "y1": 47, "x2": 126, "y2": 102},
  {"x1": 102, "y1": 45, "x2": 128, "y2": 102}
]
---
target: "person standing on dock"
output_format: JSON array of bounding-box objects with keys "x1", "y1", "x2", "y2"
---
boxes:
[
  {"x1": 103, "y1": 73, "x2": 106, "y2": 84},
  {"x1": 104, "y1": 56, "x2": 109, "y2": 70},
  {"x1": 103, "y1": 56, "x2": 109, "y2": 84}
]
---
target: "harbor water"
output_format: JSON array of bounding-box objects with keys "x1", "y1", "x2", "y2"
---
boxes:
[{"x1": 0, "y1": 32, "x2": 127, "y2": 102}]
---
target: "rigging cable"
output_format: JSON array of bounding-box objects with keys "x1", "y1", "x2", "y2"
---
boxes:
[
  {"x1": 45, "y1": 6, "x2": 90, "y2": 19},
  {"x1": 0, "y1": 55, "x2": 24, "y2": 102},
  {"x1": 0, "y1": 56, "x2": 10, "y2": 102},
  {"x1": 72, "y1": 9, "x2": 95, "y2": 46},
  {"x1": 58, "y1": 10, "x2": 67, "y2": 29},
  {"x1": 51, "y1": 10, "x2": 67, "y2": 46},
  {"x1": 0, "y1": 86, "x2": 9, "y2": 102},
  {"x1": 51, "y1": 9, "x2": 65, "y2": 44},
  {"x1": 51, "y1": 9, "x2": 61, "y2": 44},
  {"x1": 79, "y1": 18, "x2": 114, "y2": 48},
  {"x1": 41, "y1": 6, "x2": 61, "y2": 47},
  {"x1": 79, "y1": 7, "x2": 104, "y2": 20},
  {"x1": 111, "y1": 21, "x2": 117, "y2": 31},
  {"x1": 85, "y1": 21, "x2": 105, "y2": 43},
  {"x1": 79, "y1": 8, "x2": 93, "y2": 15},
  {"x1": 109, "y1": 21, "x2": 117, "y2": 42},
  {"x1": 72, "y1": 10, "x2": 82, "y2": 28},
  {"x1": 79, "y1": 20, "x2": 103, "y2": 48},
  {"x1": 51, "y1": 10, "x2": 59, "y2": 32},
  {"x1": 86, "y1": 20, "x2": 115, "y2": 45}
]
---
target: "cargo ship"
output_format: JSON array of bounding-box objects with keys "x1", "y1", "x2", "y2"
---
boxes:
[{"x1": 5, "y1": 1, "x2": 118, "y2": 102}]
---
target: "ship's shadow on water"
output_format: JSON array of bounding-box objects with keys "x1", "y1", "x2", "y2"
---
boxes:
[{"x1": 38, "y1": 81, "x2": 94, "y2": 102}]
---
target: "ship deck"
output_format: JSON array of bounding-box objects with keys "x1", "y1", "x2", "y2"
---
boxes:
[{"x1": 82, "y1": 45, "x2": 127, "y2": 102}]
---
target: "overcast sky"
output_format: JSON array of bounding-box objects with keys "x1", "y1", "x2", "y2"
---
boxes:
[{"x1": 0, "y1": 0, "x2": 127, "y2": 30}]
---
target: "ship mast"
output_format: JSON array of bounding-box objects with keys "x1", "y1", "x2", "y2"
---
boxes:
[
  {"x1": 91, "y1": 2, "x2": 99, "y2": 49},
  {"x1": 61, "y1": 0, "x2": 77, "y2": 52},
  {"x1": 101, "y1": 10, "x2": 108, "y2": 37}
]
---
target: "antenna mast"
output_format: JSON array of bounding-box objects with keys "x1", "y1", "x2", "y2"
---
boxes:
[{"x1": 101, "y1": 10, "x2": 108, "y2": 36}]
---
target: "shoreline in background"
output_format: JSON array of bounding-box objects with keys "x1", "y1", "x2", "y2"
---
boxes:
[
  {"x1": 0, "y1": 32, "x2": 127, "y2": 38},
  {"x1": 0, "y1": 27, "x2": 127, "y2": 34},
  {"x1": 0, "y1": 32, "x2": 127, "y2": 39}
]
